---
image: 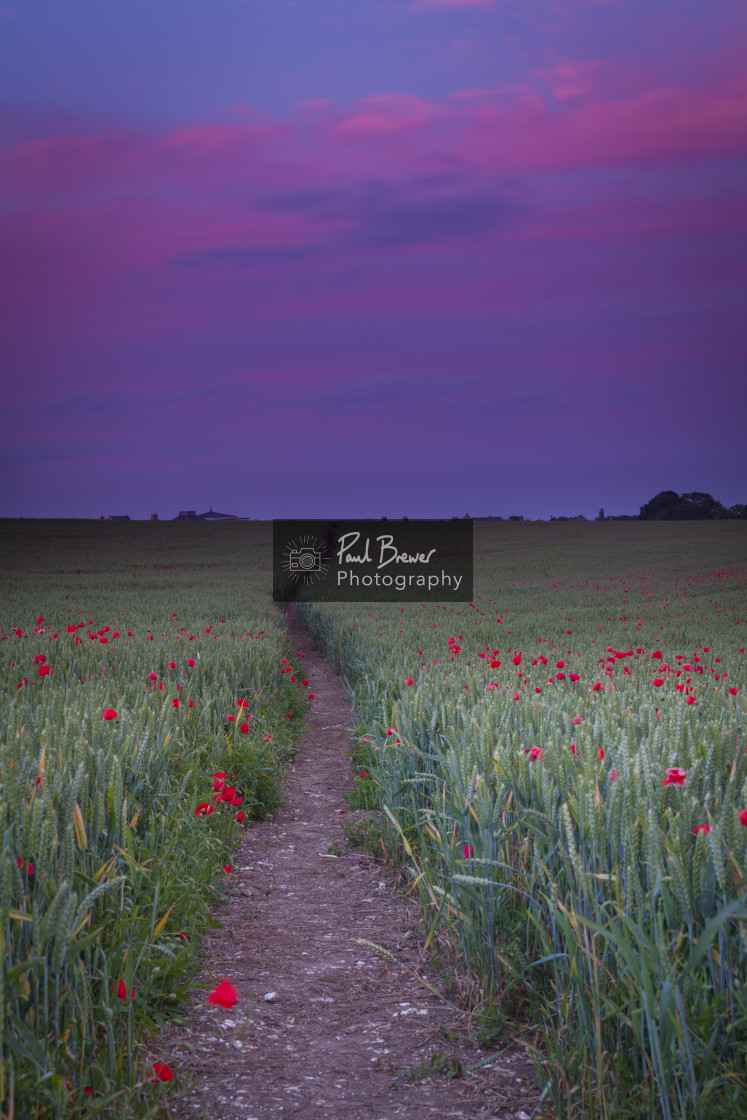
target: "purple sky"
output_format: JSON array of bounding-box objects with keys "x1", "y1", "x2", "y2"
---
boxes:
[{"x1": 2, "y1": 0, "x2": 746, "y2": 520}]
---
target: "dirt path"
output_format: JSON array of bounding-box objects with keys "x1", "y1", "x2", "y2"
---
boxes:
[{"x1": 159, "y1": 607, "x2": 540, "y2": 1120}]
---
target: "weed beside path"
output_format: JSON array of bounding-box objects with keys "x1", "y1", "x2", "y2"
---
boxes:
[{"x1": 157, "y1": 605, "x2": 541, "y2": 1120}]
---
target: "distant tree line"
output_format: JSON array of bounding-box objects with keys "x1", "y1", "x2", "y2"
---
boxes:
[{"x1": 639, "y1": 491, "x2": 747, "y2": 520}]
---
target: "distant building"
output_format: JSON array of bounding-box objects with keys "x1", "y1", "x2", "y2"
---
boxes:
[
  {"x1": 150, "y1": 513, "x2": 159, "y2": 520},
  {"x1": 597, "y1": 508, "x2": 605, "y2": 521},
  {"x1": 108, "y1": 515, "x2": 130, "y2": 521},
  {"x1": 508, "y1": 515, "x2": 524, "y2": 522},
  {"x1": 172, "y1": 506, "x2": 246, "y2": 521}
]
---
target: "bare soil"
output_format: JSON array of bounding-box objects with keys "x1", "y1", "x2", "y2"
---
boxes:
[{"x1": 156, "y1": 607, "x2": 542, "y2": 1119}]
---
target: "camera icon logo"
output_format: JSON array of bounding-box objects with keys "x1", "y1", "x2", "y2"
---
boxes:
[
  {"x1": 282, "y1": 535, "x2": 329, "y2": 584},
  {"x1": 288, "y1": 545, "x2": 323, "y2": 573}
]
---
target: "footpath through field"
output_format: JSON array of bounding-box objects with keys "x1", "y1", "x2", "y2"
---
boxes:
[{"x1": 159, "y1": 606, "x2": 538, "y2": 1120}]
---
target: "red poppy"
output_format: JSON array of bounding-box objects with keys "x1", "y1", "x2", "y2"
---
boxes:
[
  {"x1": 115, "y1": 979, "x2": 134, "y2": 1001},
  {"x1": 148, "y1": 1063, "x2": 173, "y2": 1082},
  {"x1": 653, "y1": 679, "x2": 664, "y2": 687},
  {"x1": 462, "y1": 843, "x2": 474, "y2": 859},
  {"x1": 236, "y1": 811, "x2": 246, "y2": 822},
  {"x1": 33, "y1": 654, "x2": 46, "y2": 664},
  {"x1": 148, "y1": 672, "x2": 158, "y2": 681},
  {"x1": 240, "y1": 721, "x2": 249, "y2": 734},
  {"x1": 729, "y1": 687, "x2": 738, "y2": 696},
  {"x1": 556, "y1": 660, "x2": 565, "y2": 669},
  {"x1": 512, "y1": 653, "x2": 522, "y2": 666},
  {"x1": 569, "y1": 673, "x2": 580, "y2": 682},
  {"x1": 222, "y1": 863, "x2": 232, "y2": 874},
  {"x1": 490, "y1": 659, "x2": 501, "y2": 668},
  {"x1": 207, "y1": 978, "x2": 238, "y2": 1007},
  {"x1": 38, "y1": 665, "x2": 51, "y2": 677},
  {"x1": 172, "y1": 698, "x2": 180, "y2": 708},
  {"x1": 740, "y1": 810, "x2": 747, "y2": 827},
  {"x1": 187, "y1": 658, "x2": 195, "y2": 667},
  {"x1": 102, "y1": 708, "x2": 118, "y2": 720},
  {"x1": 686, "y1": 695, "x2": 696, "y2": 705},
  {"x1": 226, "y1": 714, "x2": 235, "y2": 722},
  {"x1": 17, "y1": 857, "x2": 34, "y2": 874},
  {"x1": 194, "y1": 803, "x2": 214, "y2": 816},
  {"x1": 404, "y1": 679, "x2": 414, "y2": 686},
  {"x1": 597, "y1": 748, "x2": 605, "y2": 761},
  {"x1": 693, "y1": 824, "x2": 710, "y2": 835},
  {"x1": 652, "y1": 651, "x2": 663, "y2": 659},
  {"x1": 663, "y1": 767, "x2": 687, "y2": 786},
  {"x1": 610, "y1": 768, "x2": 616, "y2": 781},
  {"x1": 530, "y1": 747, "x2": 543, "y2": 761},
  {"x1": 237, "y1": 699, "x2": 250, "y2": 708},
  {"x1": 593, "y1": 682, "x2": 603, "y2": 691}
]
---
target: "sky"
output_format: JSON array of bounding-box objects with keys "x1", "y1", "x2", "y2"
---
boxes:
[{"x1": 1, "y1": 0, "x2": 746, "y2": 521}]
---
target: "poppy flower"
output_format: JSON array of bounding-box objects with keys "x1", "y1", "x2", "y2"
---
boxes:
[
  {"x1": 17, "y1": 857, "x2": 34, "y2": 874},
  {"x1": 686, "y1": 696, "x2": 696, "y2": 705},
  {"x1": 237, "y1": 699, "x2": 250, "y2": 708},
  {"x1": 175, "y1": 932, "x2": 189, "y2": 942},
  {"x1": 610, "y1": 768, "x2": 616, "y2": 781},
  {"x1": 597, "y1": 748, "x2": 605, "y2": 761},
  {"x1": 653, "y1": 679, "x2": 664, "y2": 687},
  {"x1": 593, "y1": 682, "x2": 603, "y2": 691},
  {"x1": 729, "y1": 687, "x2": 738, "y2": 696},
  {"x1": 194, "y1": 803, "x2": 214, "y2": 816},
  {"x1": 236, "y1": 811, "x2": 246, "y2": 822},
  {"x1": 663, "y1": 767, "x2": 687, "y2": 786},
  {"x1": 462, "y1": 843, "x2": 474, "y2": 859},
  {"x1": 264, "y1": 733, "x2": 272, "y2": 741},
  {"x1": 512, "y1": 653, "x2": 522, "y2": 666},
  {"x1": 240, "y1": 721, "x2": 249, "y2": 734},
  {"x1": 572, "y1": 716, "x2": 583, "y2": 725},
  {"x1": 187, "y1": 658, "x2": 195, "y2": 667},
  {"x1": 172, "y1": 698, "x2": 180, "y2": 708},
  {"x1": 102, "y1": 708, "x2": 118, "y2": 720},
  {"x1": 222, "y1": 863, "x2": 232, "y2": 874},
  {"x1": 33, "y1": 654, "x2": 46, "y2": 664},
  {"x1": 556, "y1": 672, "x2": 565, "y2": 681},
  {"x1": 207, "y1": 979, "x2": 238, "y2": 1008},
  {"x1": 38, "y1": 665, "x2": 50, "y2": 677},
  {"x1": 693, "y1": 824, "x2": 710, "y2": 835},
  {"x1": 490, "y1": 659, "x2": 501, "y2": 668},
  {"x1": 404, "y1": 679, "x2": 414, "y2": 686},
  {"x1": 569, "y1": 673, "x2": 580, "y2": 682},
  {"x1": 115, "y1": 979, "x2": 134, "y2": 1001},
  {"x1": 307, "y1": 693, "x2": 315, "y2": 700},
  {"x1": 740, "y1": 810, "x2": 747, "y2": 826},
  {"x1": 148, "y1": 672, "x2": 158, "y2": 681},
  {"x1": 556, "y1": 660, "x2": 565, "y2": 669},
  {"x1": 226, "y1": 714, "x2": 235, "y2": 722},
  {"x1": 530, "y1": 747, "x2": 543, "y2": 761},
  {"x1": 148, "y1": 1063, "x2": 173, "y2": 1082}
]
